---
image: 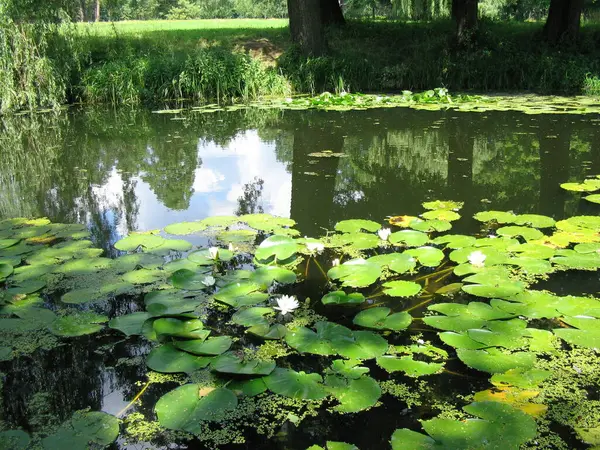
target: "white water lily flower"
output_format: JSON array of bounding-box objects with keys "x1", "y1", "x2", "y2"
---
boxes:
[
  {"x1": 228, "y1": 243, "x2": 237, "y2": 252},
  {"x1": 332, "y1": 258, "x2": 340, "y2": 267},
  {"x1": 201, "y1": 275, "x2": 215, "y2": 287},
  {"x1": 274, "y1": 295, "x2": 299, "y2": 315},
  {"x1": 468, "y1": 250, "x2": 486, "y2": 267},
  {"x1": 377, "y1": 228, "x2": 392, "y2": 241},
  {"x1": 306, "y1": 242, "x2": 325, "y2": 254},
  {"x1": 208, "y1": 247, "x2": 219, "y2": 260}
]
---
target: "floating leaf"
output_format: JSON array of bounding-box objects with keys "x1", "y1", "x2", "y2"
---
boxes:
[
  {"x1": 156, "y1": 385, "x2": 238, "y2": 434},
  {"x1": 433, "y1": 234, "x2": 476, "y2": 249},
  {"x1": 328, "y1": 259, "x2": 381, "y2": 288},
  {"x1": 491, "y1": 368, "x2": 552, "y2": 389},
  {"x1": 48, "y1": 311, "x2": 108, "y2": 337},
  {"x1": 42, "y1": 411, "x2": 119, "y2": 450},
  {"x1": 109, "y1": 312, "x2": 152, "y2": 336},
  {"x1": 406, "y1": 246, "x2": 445, "y2": 267},
  {"x1": 421, "y1": 210, "x2": 461, "y2": 222},
  {"x1": 241, "y1": 214, "x2": 295, "y2": 232},
  {"x1": 422, "y1": 200, "x2": 464, "y2": 211},
  {"x1": 263, "y1": 368, "x2": 328, "y2": 400},
  {"x1": 367, "y1": 253, "x2": 416, "y2": 274},
  {"x1": 585, "y1": 194, "x2": 600, "y2": 204},
  {"x1": 410, "y1": 219, "x2": 452, "y2": 233},
  {"x1": 145, "y1": 289, "x2": 206, "y2": 315},
  {"x1": 214, "y1": 282, "x2": 268, "y2": 307},
  {"x1": 114, "y1": 233, "x2": 165, "y2": 252},
  {"x1": 457, "y1": 348, "x2": 536, "y2": 373},
  {"x1": 474, "y1": 211, "x2": 517, "y2": 223},
  {"x1": 212, "y1": 352, "x2": 275, "y2": 375},
  {"x1": 382, "y1": 280, "x2": 422, "y2": 298},
  {"x1": 175, "y1": 336, "x2": 232, "y2": 356},
  {"x1": 353, "y1": 307, "x2": 412, "y2": 331},
  {"x1": 514, "y1": 214, "x2": 555, "y2": 228},
  {"x1": 146, "y1": 344, "x2": 212, "y2": 373},
  {"x1": 322, "y1": 291, "x2": 366, "y2": 306},
  {"x1": 247, "y1": 323, "x2": 287, "y2": 340},
  {"x1": 228, "y1": 379, "x2": 268, "y2": 397},
  {"x1": 376, "y1": 356, "x2": 443, "y2": 376},
  {"x1": 169, "y1": 269, "x2": 214, "y2": 290},
  {"x1": 153, "y1": 318, "x2": 208, "y2": 339},
  {"x1": 389, "y1": 230, "x2": 429, "y2": 247},
  {"x1": 164, "y1": 221, "x2": 207, "y2": 235},
  {"x1": 254, "y1": 235, "x2": 299, "y2": 262},
  {"x1": 0, "y1": 263, "x2": 13, "y2": 280},
  {"x1": 326, "y1": 375, "x2": 381, "y2": 413},
  {"x1": 231, "y1": 307, "x2": 273, "y2": 327},
  {"x1": 250, "y1": 266, "x2": 297, "y2": 286},
  {"x1": 188, "y1": 248, "x2": 234, "y2": 264}
]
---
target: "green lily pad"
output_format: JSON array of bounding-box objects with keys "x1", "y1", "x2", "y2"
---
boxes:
[
  {"x1": 48, "y1": 311, "x2": 108, "y2": 337},
  {"x1": 231, "y1": 307, "x2": 273, "y2": 326},
  {"x1": 382, "y1": 280, "x2": 422, "y2": 298},
  {"x1": 188, "y1": 248, "x2": 234, "y2": 264},
  {"x1": 249, "y1": 266, "x2": 297, "y2": 286},
  {"x1": 474, "y1": 211, "x2": 517, "y2": 224},
  {"x1": 214, "y1": 282, "x2": 268, "y2": 307},
  {"x1": 0, "y1": 239, "x2": 20, "y2": 250},
  {"x1": 5, "y1": 279, "x2": 46, "y2": 296},
  {"x1": 376, "y1": 355, "x2": 444, "y2": 376},
  {"x1": 156, "y1": 385, "x2": 238, "y2": 434},
  {"x1": 330, "y1": 232, "x2": 380, "y2": 250},
  {"x1": 389, "y1": 230, "x2": 429, "y2": 247},
  {"x1": 421, "y1": 210, "x2": 461, "y2": 222},
  {"x1": 114, "y1": 233, "x2": 165, "y2": 252},
  {"x1": 507, "y1": 242, "x2": 555, "y2": 259},
  {"x1": 561, "y1": 180, "x2": 600, "y2": 192},
  {"x1": 153, "y1": 318, "x2": 208, "y2": 339},
  {"x1": 491, "y1": 368, "x2": 552, "y2": 389},
  {"x1": 553, "y1": 316, "x2": 600, "y2": 348},
  {"x1": 42, "y1": 411, "x2": 119, "y2": 450},
  {"x1": 217, "y1": 229, "x2": 258, "y2": 244},
  {"x1": 211, "y1": 352, "x2": 275, "y2": 375},
  {"x1": 175, "y1": 336, "x2": 232, "y2": 355},
  {"x1": 367, "y1": 253, "x2": 417, "y2": 274},
  {"x1": 422, "y1": 200, "x2": 464, "y2": 211},
  {"x1": 439, "y1": 331, "x2": 488, "y2": 349},
  {"x1": 457, "y1": 348, "x2": 536, "y2": 373},
  {"x1": 164, "y1": 221, "x2": 207, "y2": 235},
  {"x1": 263, "y1": 368, "x2": 328, "y2": 400},
  {"x1": 146, "y1": 343, "x2": 212, "y2": 373},
  {"x1": 169, "y1": 269, "x2": 214, "y2": 290},
  {"x1": 228, "y1": 378, "x2": 268, "y2": 397},
  {"x1": 121, "y1": 268, "x2": 164, "y2": 285},
  {"x1": 326, "y1": 375, "x2": 381, "y2": 413},
  {"x1": 322, "y1": 291, "x2": 366, "y2": 306},
  {"x1": 254, "y1": 235, "x2": 299, "y2": 262},
  {"x1": 0, "y1": 263, "x2": 13, "y2": 280},
  {"x1": 551, "y1": 249, "x2": 600, "y2": 270},
  {"x1": 200, "y1": 216, "x2": 239, "y2": 228},
  {"x1": 114, "y1": 253, "x2": 165, "y2": 271},
  {"x1": 145, "y1": 289, "x2": 206, "y2": 315},
  {"x1": 241, "y1": 214, "x2": 295, "y2": 232},
  {"x1": 585, "y1": 194, "x2": 600, "y2": 204},
  {"x1": 514, "y1": 214, "x2": 556, "y2": 228},
  {"x1": 326, "y1": 359, "x2": 370, "y2": 379},
  {"x1": 247, "y1": 323, "x2": 287, "y2": 340},
  {"x1": 334, "y1": 219, "x2": 381, "y2": 233},
  {"x1": 353, "y1": 307, "x2": 412, "y2": 331},
  {"x1": 328, "y1": 259, "x2": 381, "y2": 288},
  {"x1": 433, "y1": 234, "x2": 477, "y2": 249},
  {"x1": 406, "y1": 246, "x2": 445, "y2": 267},
  {"x1": 409, "y1": 219, "x2": 452, "y2": 232},
  {"x1": 108, "y1": 312, "x2": 153, "y2": 336},
  {"x1": 497, "y1": 226, "x2": 544, "y2": 241},
  {"x1": 392, "y1": 401, "x2": 536, "y2": 449}
]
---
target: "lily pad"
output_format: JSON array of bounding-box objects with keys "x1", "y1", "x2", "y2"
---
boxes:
[
  {"x1": 406, "y1": 246, "x2": 445, "y2": 267},
  {"x1": 164, "y1": 221, "x2": 207, "y2": 235},
  {"x1": 376, "y1": 355, "x2": 444, "y2": 376},
  {"x1": 474, "y1": 211, "x2": 517, "y2": 224},
  {"x1": 114, "y1": 233, "x2": 165, "y2": 252},
  {"x1": 491, "y1": 368, "x2": 552, "y2": 389},
  {"x1": 254, "y1": 235, "x2": 300, "y2": 262},
  {"x1": 145, "y1": 289, "x2": 206, "y2": 315},
  {"x1": 169, "y1": 269, "x2": 214, "y2": 290},
  {"x1": 328, "y1": 259, "x2": 381, "y2": 288},
  {"x1": 382, "y1": 280, "x2": 422, "y2": 298},
  {"x1": 367, "y1": 253, "x2": 417, "y2": 274},
  {"x1": 456, "y1": 348, "x2": 536, "y2": 373},
  {"x1": 211, "y1": 352, "x2": 275, "y2": 375},
  {"x1": 389, "y1": 230, "x2": 429, "y2": 247},
  {"x1": 153, "y1": 318, "x2": 208, "y2": 339},
  {"x1": 175, "y1": 336, "x2": 233, "y2": 355},
  {"x1": 146, "y1": 343, "x2": 212, "y2": 373},
  {"x1": 48, "y1": 311, "x2": 108, "y2": 337},
  {"x1": 155, "y1": 385, "x2": 238, "y2": 434},
  {"x1": 326, "y1": 375, "x2": 381, "y2": 413},
  {"x1": 42, "y1": 411, "x2": 119, "y2": 450},
  {"x1": 422, "y1": 200, "x2": 464, "y2": 211},
  {"x1": 214, "y1": 282, "x2": 268, "y2": 307},
  {"x1": 322, "y1": 291, "x2": 366, "y2": 306},
  {"x1": 263, "y1": 368, "x2": 328, "y2": 400},
  {"x1": 421, "y1": 210, "x2": 461, "y2": 222},
  {"x1": 353, "y1": 307, "x2": 412, "y2": 331},
  {"x1": 497, "y1": 226, "x2": 544, "y2": 241},
  {"x1": 108, "y1": 312, "x2": 152, "y2": 336},
  {"x1": 514, "y1": 214, "x2": 556, "y2": 228}
]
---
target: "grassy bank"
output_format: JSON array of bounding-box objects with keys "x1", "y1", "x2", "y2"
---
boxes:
[{"x1": 2, "y1": 18, "x2": 600, "y2": 112}]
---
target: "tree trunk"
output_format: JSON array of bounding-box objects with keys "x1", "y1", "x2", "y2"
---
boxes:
[
  {"x1": 287, "y1": 0, "x2": 326, "y2": 56},
  {"x1": 452, "y1": 0, "x2": 478, "y2": 45},
  {"x1": 321, "y1": 0, "x2": 345, "y2": 26},
  {"x1": 95, "y1": 0, "x2": 100, "y2": 22},
  {"x1": 79, "y1": 0, "x2": 87, "y2": 21},
  {"x1": 543, "y1": 0, "x2": 583, "y2": 44}
]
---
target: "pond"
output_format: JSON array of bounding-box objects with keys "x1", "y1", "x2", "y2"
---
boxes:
[{"x1": 0, "y1": 105, "x2": 599, "y2": 450}]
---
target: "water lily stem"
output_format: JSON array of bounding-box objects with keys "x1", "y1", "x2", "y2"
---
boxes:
[
  {"x1": 117, "y1": 380, "x2": 151, "y2": 417},
  {"x1": 305, "y1": 257, "x2": 311, "y2": 278},
  {"x1": 313, "y1": 258, "x2": 328, "y2": 280},
  {"x1": 404, "y1": 297, "x2": 436, "y2": 313}
]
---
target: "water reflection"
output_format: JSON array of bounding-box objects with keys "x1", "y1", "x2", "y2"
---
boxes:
[{"x1": 2, "y1": 107, "x2": 599, "y2": 249}]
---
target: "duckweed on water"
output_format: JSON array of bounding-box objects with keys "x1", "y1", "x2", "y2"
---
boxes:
[{"x1": 1, "y1": 194, "x2": 600, "y2": 448}]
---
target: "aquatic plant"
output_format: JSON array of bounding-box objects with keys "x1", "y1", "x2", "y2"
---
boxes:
[{"x1": 1, "y1": 192, "x2": 600, "y2": 448}]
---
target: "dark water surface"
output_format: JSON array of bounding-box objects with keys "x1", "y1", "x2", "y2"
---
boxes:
[{"x1": 1, "y1": 106, "x2": 599, "y2": 449}]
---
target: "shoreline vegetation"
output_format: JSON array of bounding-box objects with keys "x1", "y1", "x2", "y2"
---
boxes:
[{"x1": 2, "y1": 18, "x2": 600, "y2": 113}]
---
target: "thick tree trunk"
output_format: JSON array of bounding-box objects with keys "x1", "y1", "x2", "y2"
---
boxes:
[
  {"x1": 79, "y1": 0, "x2": 87, "y2": 21},
  {"x1": 452, "y1": 0, "x2": 478, "y2": 45},
  {"x1": 287, "y1": 0, "x2": 326, "y2": 56},
  {"x1": 543, "y1": 0, "x2": 583, "y2": 44},
  {"x1": 321, "y1": 0, "x2": 345, "y2": 26},
  {"x1": 95, "y1": 0, "x2": 100, "y2": 22}
]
